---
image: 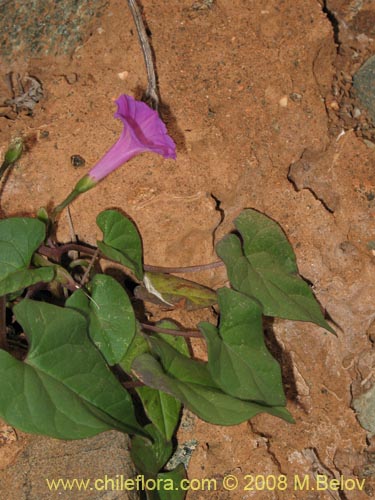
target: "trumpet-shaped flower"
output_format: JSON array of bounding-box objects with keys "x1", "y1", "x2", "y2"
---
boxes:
[
  {"x1": 88, "y1": 94, "x2": 176, "y2": 182},
  {"x1": 53, "y1": 95, "x2": 176, "y2": 216}
]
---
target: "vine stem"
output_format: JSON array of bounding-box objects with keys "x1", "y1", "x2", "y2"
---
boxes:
[
  {"x1": 140, "y1": 322, "x2": 202, "y2": 338},
  {"x1": 0, "y1": 296, "x2": 7, "y2": 350},
  {"x1": 51, "y1": 188, "x2": 81, "y2": 219},
  {"x1": 122, "y1": 380, "x2": 145, "y2": 389},
  {"x1": 38, "y1": 243, "x2": 224, "y2": 274},
  {"x1": 144, "y1": 261, "x2": 224, "y2": 273}
]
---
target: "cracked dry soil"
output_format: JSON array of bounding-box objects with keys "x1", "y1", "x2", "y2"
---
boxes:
[{"x1": 1, "y1": 0, "x2": 375, "y2": 498}]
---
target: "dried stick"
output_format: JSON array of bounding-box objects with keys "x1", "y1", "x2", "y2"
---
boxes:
[
  {"x1": 126, "y1": 0, "x2": 159, "y2": 110},
  {"x1": 80, "y1": 248, "x2": 100, "y2": 286}
]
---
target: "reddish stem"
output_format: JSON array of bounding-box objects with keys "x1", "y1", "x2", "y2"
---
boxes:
[
  {"x1": 122, "y1": 380, "x2": 145, "y2": 389},
  {"x1": 144, "y1": 261, "x2": 223, "y2": 273},
  {"x1": 140, "y1": 322, "x2": 202, "y2": 338},
  {"x1": 38, "y1": 243, "x2": 224, "y2": 273}
]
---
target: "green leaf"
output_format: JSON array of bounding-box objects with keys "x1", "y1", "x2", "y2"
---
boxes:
[
  {"x1": 89, "y1": 275, "x2": 136, "y2": 365},
  {"x1": 200, "y1": 288, "x2": 285, "y2": 405},
  {"x1": 33, "y1": 253, "x2": 71, "y2": 287},
  {"x1": 156, "y1": 464, "x2": 187, "y2": 500},
  {"x1": 120, "y1": 320, "x2": 190, "y2": 375},
  {"x1": 65, "y1": 288, "x2": 91, "y2": 315},
  {"x1": 152, "y1": 320, "x2": 190, "y2": 357},
  {"x1": 120, "y1": 323, "x2": 149, "y2": 373},
  {"x1": 4, "y1": 299, "x2": 146, "y2": 438},
  {"x1": 0, "y1": 267, "x2": 54, "y2": 296},
  {"x1": 36, "y1": 207, "x2": 49, "y2": 225},
  {"x1": 66, "y1": 277, "x2": 136, "y2": 365},
  {"x1": 216, "y1": 209, "x2": 333, "y2": 332},
  {"x1": 0, "y1": 349, "x2": 110, "y2": 439},
  {"x1": 0, "y1": 218, "x2": 55, "y2": 294},
  {"x1": 97, "y1": 210, "x2": 143, "y2": 280},
  {"x1": 132, "y1": 339, "x2": 293, "y2": 425},
  {"x1": 136, "y1": 321, "x2": 188, "y2": 441},
  {"x1": 131, "y1": 424, "x2": 173, "y2": 475},
  {"x1": 137, "y1": 386, "x2": 181, "y2": 442},
  {"x1": 143, "y1": 272, "x2": 217, "y2": 310},
  {"x1": 138, "y1": 465, "x2": 187, "y2": 500}
]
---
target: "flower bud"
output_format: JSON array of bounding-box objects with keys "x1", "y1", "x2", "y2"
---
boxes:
[{"x1": 4, "y1": 137, "x2": 23, "y2": 165}]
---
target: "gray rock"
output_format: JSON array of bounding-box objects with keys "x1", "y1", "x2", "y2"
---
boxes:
[
  {"x1": 0, "y1": 0, "x2": 108, "y2": 61},
  {"x1": 353, "y1": 385, "x2": 375, "y2": 437},
  {"x1": 353, "y1": 55, "x2": 375, "y2": 125}
]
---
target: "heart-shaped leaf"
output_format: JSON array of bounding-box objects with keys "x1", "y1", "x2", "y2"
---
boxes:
[
  {"x1": 200, "y1": 287, "x2": 285, "y2": 405},
  {"x1": 132, "y1": 338, "x2": 293, "y2": 425},
  {"x1": 97, "y1": 210, "x2": 143, "y2": 280},
  {"x1": 0, "y1": 299, "x2": 146, "y2": 438},
  {"x1": 216, "y1": 209, "x2": 333, "y2": 332},
  {"x1": 67, "y1": 276, "x2": 136, "y2": 365},
  {"x1": 0, "y1": 218, "x2": 54, "y2": 294},
  {"x1": 0, "y1": 349, "x2": 110, "y2": 439}
]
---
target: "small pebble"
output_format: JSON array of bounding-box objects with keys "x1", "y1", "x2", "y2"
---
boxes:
[
  {"x1": 290, "y1": 92, "x2": 302, "y2": 102},
  {"x1": 328, "y1": 100, "x2": 340, "y2": 111},
  {"x1": 65, "y1": 73, "x2": 78, "y2": 84},
  {"x1": 279, "y1": 95, "x2": 288, "y2": 107},
  {"x1": 363, "y1": 139, "x2": 375, "y2": 150},
  {"x1": 70, "y1": 154, "x2": 86, "y2": 167},
  {"x1": 357, "y1": 33, "x2": 370, "y2": 44},
  {"x1": 118, "y1": 71, "x2": 129, "y2": 80}
]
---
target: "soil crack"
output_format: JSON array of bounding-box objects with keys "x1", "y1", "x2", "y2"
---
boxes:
[
  {"x1": 288, "y1": 150, "x2": 338, "y2": 214},
  {"x1": 302, "y1": 447, "x2": 348, "y2": 500},
  {"x1": 321, "y1": 1, "x2": 341, "y2": 47},
  {"x1": 210, "y1": 192, "x2": 225, "y2": 248},
  {"x1": 248, "y1": 423, "x2": 284, "y2": 474}
]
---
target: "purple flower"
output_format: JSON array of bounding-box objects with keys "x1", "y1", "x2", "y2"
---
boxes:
[
  {"x1": 88, "y1": 94, "x2": 176, "y2": 182},
  {"x1": 53, "y1": 95, "x2": 176, "y2": 216}
]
